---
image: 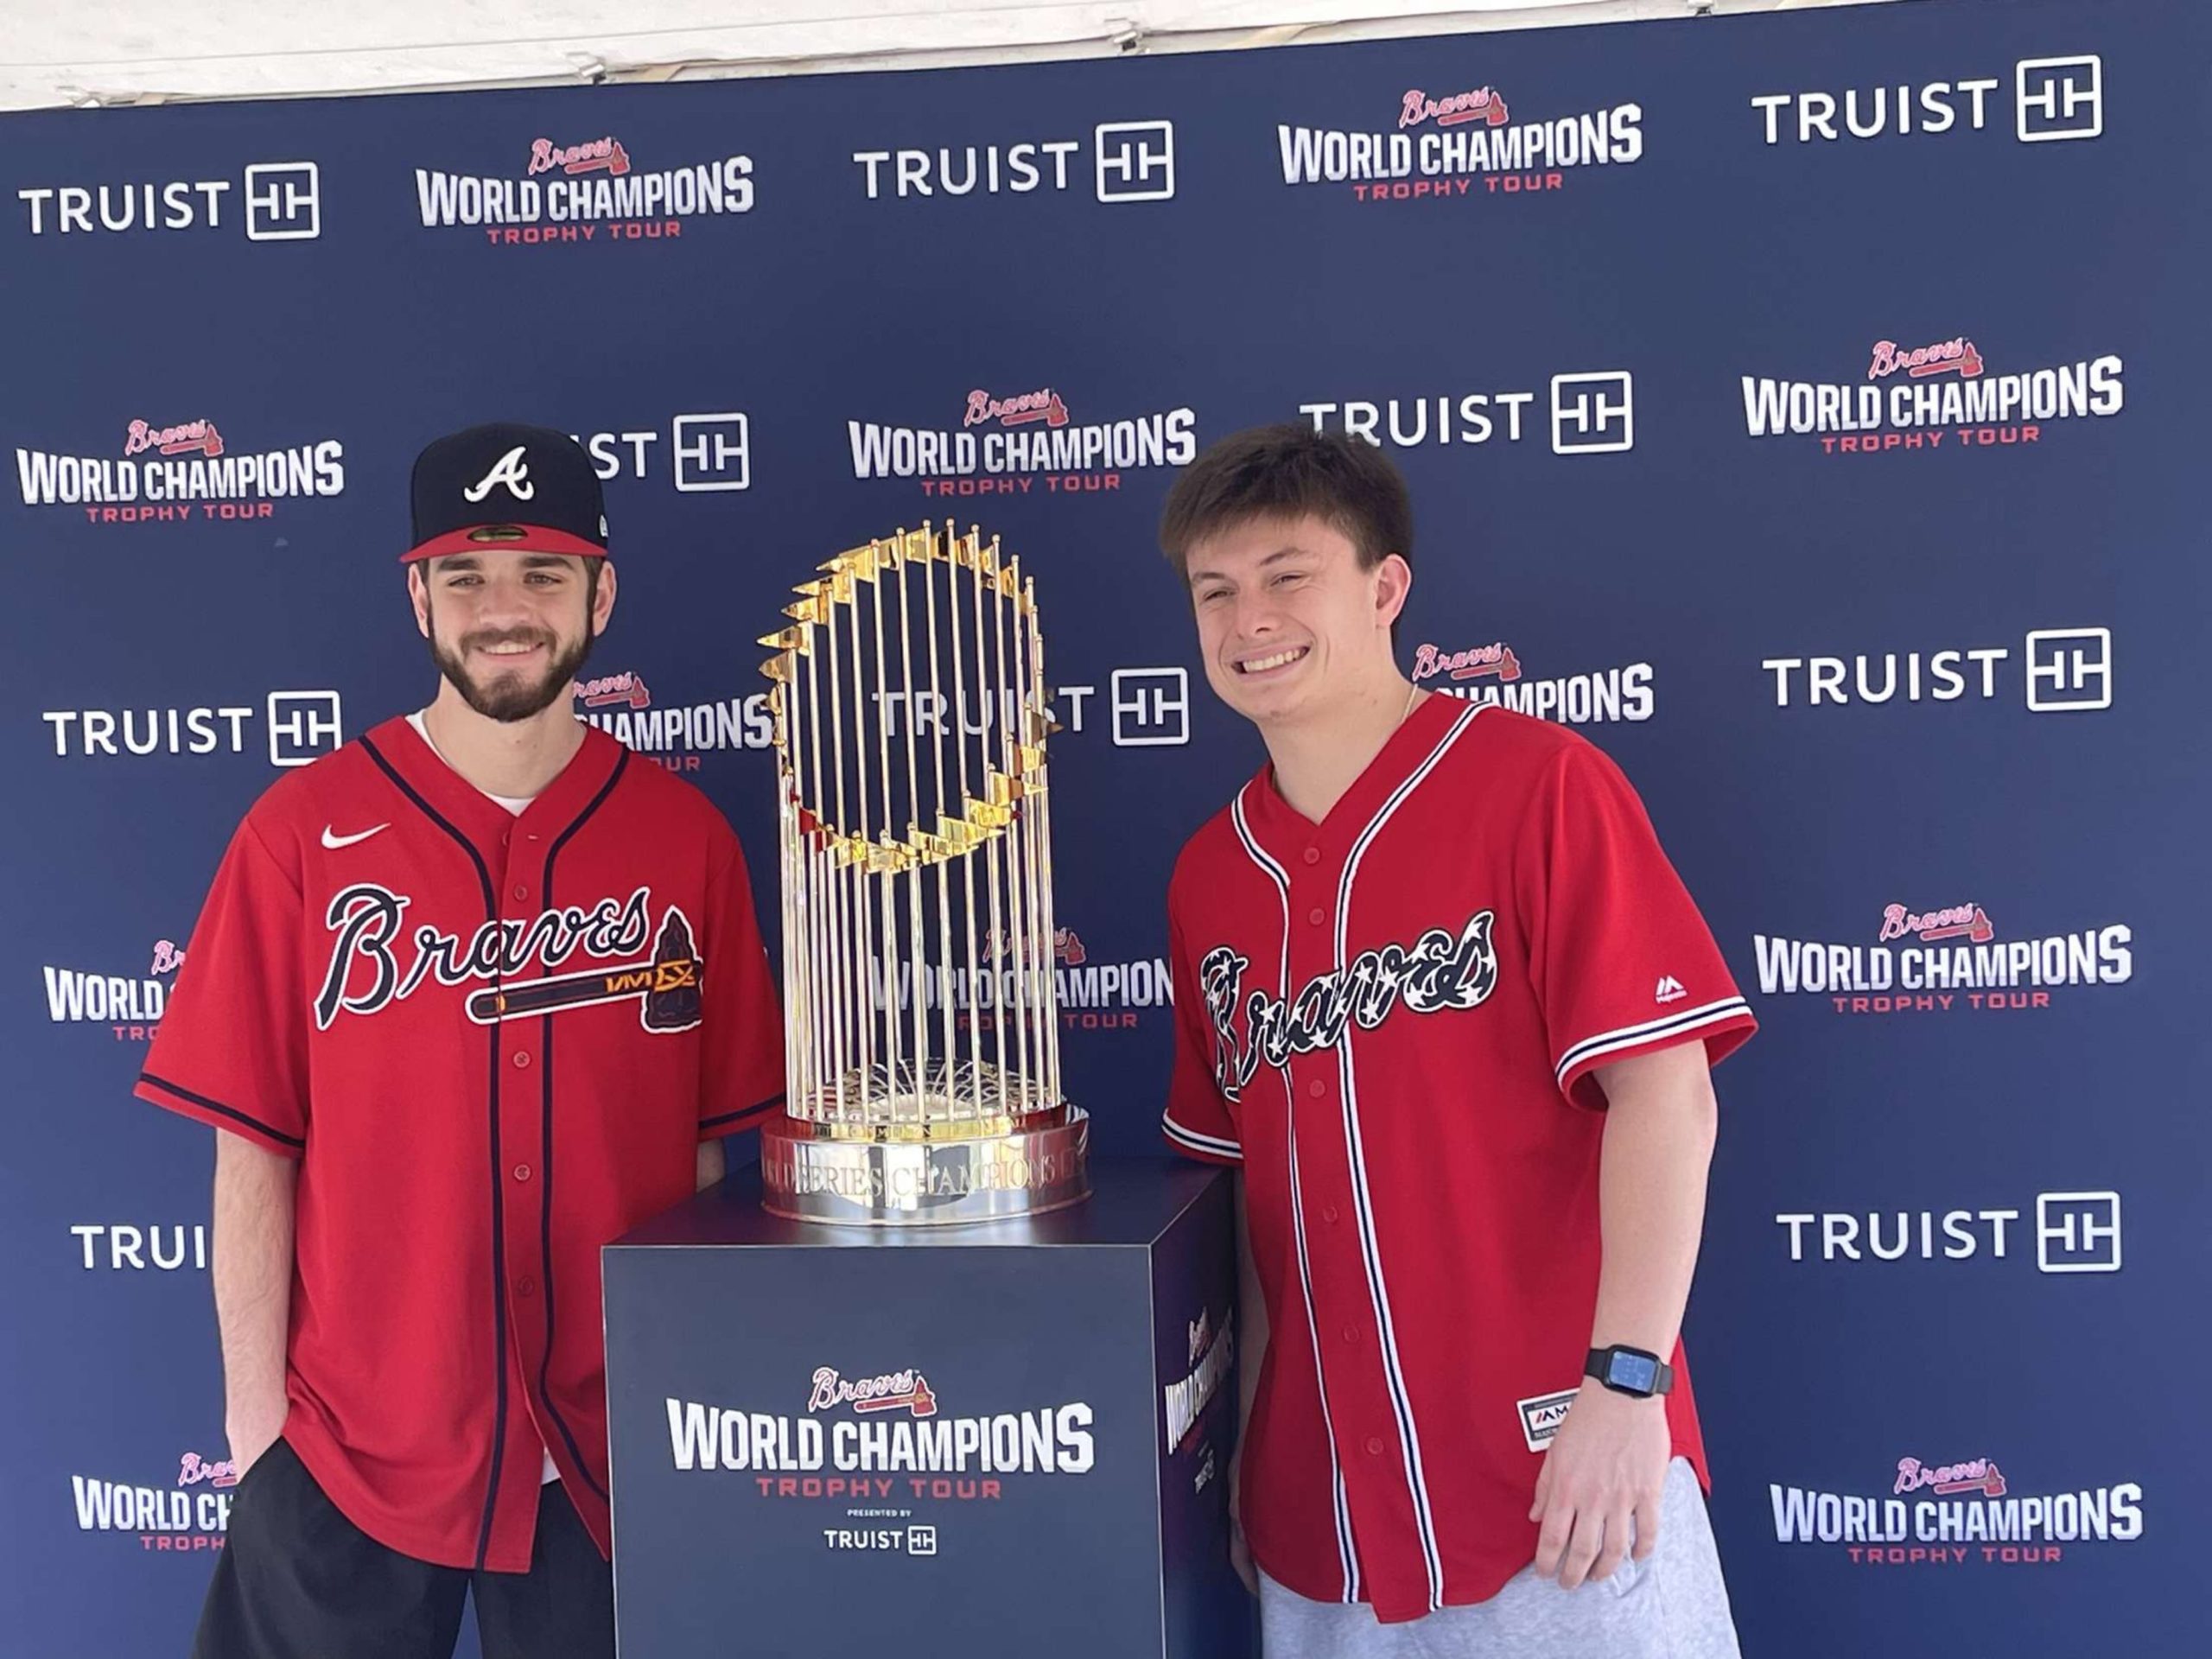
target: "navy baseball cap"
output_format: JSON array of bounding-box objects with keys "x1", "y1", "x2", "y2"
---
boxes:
[{"x1": 403, "y1": 422, "x2": 609, "y2": 564}]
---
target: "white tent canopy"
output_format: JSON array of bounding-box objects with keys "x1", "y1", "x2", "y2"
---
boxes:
[{"x1": 2, "y1": 0, "x2": 1889, "y2": 111}]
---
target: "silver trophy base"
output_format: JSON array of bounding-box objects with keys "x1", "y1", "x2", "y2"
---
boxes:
[{"x1": 759, "y1": 1107, "x2": 1090, "y2": 1226}]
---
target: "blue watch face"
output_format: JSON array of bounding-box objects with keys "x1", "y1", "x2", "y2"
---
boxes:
[{"x1": 1608, "y1": 1352, "x2": 1660, "y2": 1393}]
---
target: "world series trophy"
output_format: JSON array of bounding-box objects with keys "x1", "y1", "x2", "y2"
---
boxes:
[{"x1": 754, "y1": 522, "x2": 1090, "y2": 1224}]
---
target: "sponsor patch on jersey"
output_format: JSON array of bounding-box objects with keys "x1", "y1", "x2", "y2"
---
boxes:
[{"x1": 1517, "y1": 1388, "x2": 1580, "y2": 1452}]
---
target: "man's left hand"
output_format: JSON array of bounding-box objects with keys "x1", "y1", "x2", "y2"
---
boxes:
[{"x1": 1529, "y1": 1377, "x2": 1670, "y2": 1589}]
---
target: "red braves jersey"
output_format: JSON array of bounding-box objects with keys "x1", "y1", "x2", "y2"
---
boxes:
[
  {"x1": 1160, "y1": 699, "x2": 1754, "y2": 1623},
  {"x1": 137, "y1": 715, "x2": 784, "y2": 1572}
]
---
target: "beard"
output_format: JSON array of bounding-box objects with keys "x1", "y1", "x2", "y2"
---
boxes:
[{"x1": 428, "y1": 620, "x2": 595, "y2": 724}]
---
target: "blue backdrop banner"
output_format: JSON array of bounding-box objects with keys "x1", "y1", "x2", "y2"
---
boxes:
[{"x1": 2, "y1": 0, "x2": 2199, "y2": 1653}]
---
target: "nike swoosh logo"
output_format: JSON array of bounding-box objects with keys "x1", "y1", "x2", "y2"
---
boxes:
[{"x1": 321, "y1": 823, "x2": 390, "y2": 850}]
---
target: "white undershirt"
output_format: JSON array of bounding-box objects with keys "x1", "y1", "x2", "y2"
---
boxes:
[{"x1": 408, "y1": 712, "x2": 562, "y2": 1486}]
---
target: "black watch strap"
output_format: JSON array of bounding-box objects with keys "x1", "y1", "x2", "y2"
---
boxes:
[{"x1": 1585, "y1": 1344, "x2": 1675, "y2": 1398}]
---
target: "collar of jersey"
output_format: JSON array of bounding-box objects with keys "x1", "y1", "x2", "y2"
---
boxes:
[
  {"x1": 369, "y1": 713, "x2": 625, "y2": 855},
  {"x1": 1245, "y1": 690, "x2": 1467, "y2": 868}
]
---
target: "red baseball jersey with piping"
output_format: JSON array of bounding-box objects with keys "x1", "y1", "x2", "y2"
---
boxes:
[
  {"x1": 137, "y1": 716, "x2": 785, "y2": 1573},
  {"x1": 1160, "y1": 699, "x2": 1755, "y2": 1622}
]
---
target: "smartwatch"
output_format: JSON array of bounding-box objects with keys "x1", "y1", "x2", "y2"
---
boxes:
[{"x1": 1586, "y1": 1344, "x2": 1674, "y2": 1399}]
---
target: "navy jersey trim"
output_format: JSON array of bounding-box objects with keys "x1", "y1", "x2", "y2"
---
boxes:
[
  {"x1": 361, "y1": 734, "x2": 513, "y2": 1570},
  {"x1": 534, "y1": 746, "x2": 630, "y2": 1501}
]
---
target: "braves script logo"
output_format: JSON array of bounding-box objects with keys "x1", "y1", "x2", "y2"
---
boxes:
[
  {"x1": 986, "y1": 925, "x2": 1085, "y2": 966},
  {"x1": 1411, "y1": 641, "x2": 1521, "y2": 683},
  {"x1": 1869, "y1": 337, "x2": 1984, "y2": 381},
  {"x1": 124, "y1": 419, "x2": 224, "y2": 459},
  {"x1": 1400, "y1": 86, "x2": 1511, "y2": 130},
  {"x1": 1897, "y1": 1457, "x2": 2006, "y2": 1499},
  {"x1": 1199, "y1": 911, "x2": 1497, "y2": 1101},
  {"x1": 530, "y1": 137, "x2": 632, "y2": 177},
  {"x1": 576, "y1": 671, "x2": 652, "y2": 710},
  {"x1": 315, "y1": 884, "x2": 702, "y2": 1033},
  {"x1": 1881, "y1": 903, "x2": 1993, "y2": 944},
  {"x1": 809, "y1": 1367, "x2": 938, "y2": 1417},
  {"x1": 963, "y1": 388, "x2": 1069, "y2": 429},
  {"x1": 177, "y1": 1452, "x2": 238, "y2": 1490},
  {"x1": 151, "y1": 938, "x2": 187, "y2": 975}
]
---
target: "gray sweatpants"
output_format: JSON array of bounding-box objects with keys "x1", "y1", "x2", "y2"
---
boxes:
[{"x1": 1258, "y1": 1458, "x2": 1741, "y2": 1659}]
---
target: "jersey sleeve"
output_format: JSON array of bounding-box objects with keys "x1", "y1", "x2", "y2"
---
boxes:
[
  {"x1": 1515, "y1": 740, "x2": 1756, "y2": 1113},
  {"x1": 136, "y1": 815, "x2": 311, "y2": 1156},
  {"x1": 696, "y1": 830, "x2": 787, "y2": 1141},
  {"x1": 1160, "y1": 897, "x2": 1242, "y2": 1166}
]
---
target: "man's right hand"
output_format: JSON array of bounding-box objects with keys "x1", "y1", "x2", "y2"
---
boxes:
[{"x1": 226, "y1": 1400, "x2": 288, "y2": 1480}]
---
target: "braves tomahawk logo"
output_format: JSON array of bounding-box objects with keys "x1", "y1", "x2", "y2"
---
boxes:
[
  {"x1": 315, "y1": 884, "x2": 702, "y2": 1033},
  {"x1": 1199, "y1": 910, "x2": 1497, "y2": 1101}
]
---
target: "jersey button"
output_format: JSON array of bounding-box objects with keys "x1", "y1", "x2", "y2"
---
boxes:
[
  {"x1": 1364, "y1": 1435, "x2": 1386, "y2": 1457},
  {"x1": 512, "y1": 1051, "x2": 531, "y2": 1070},
  {"x1": 1302, "y1": 847, "x2": 1320, "y2": 866},
  {"x1": 1306, "y1": 906, "x2": 1325, "y2": 926},
  {"x1": 1323, "y1": 1204, "x2": 1340, "y2": 1224},
  {"x1": 512, "y1": 1164, "x2": 532, "y2": 1183},
  {"x1": 1307, "y1": 1080, "x2": 1325, "y2": 1099},
  {"x1": 512, "y1": 884, "x2": 529, "y2": 902},
  {"x1": 517, "y1": 1276, "x2": 537, "y2": 1297},
  {"x1": 1340, "y1": 1325, "x2": 1358, "y2": 1345}
]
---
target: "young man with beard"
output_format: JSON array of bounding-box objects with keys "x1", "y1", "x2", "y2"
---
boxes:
[
  {"x1": 137, "y1": 423, "x2": 786, "y2": 1659},
  {"x1": 1156, "y1": 425, "x2": 1755, "y2": 1658}
]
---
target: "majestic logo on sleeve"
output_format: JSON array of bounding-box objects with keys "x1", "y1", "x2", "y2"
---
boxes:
[
  {"x1": 1199, "y1": 911, "x2": 1497, "y2": 1100},
  {"x1": 315, "y1": 884, "x2": 702, "y2": 1033}
]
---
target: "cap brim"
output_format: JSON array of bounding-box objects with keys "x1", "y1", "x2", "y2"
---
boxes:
[{"x1": 402, "y1": 524, "x2": 607, "y2": 564}]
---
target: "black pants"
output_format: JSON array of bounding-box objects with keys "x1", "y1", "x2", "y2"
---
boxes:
[{"x1": 194, "y1": 1438, "x2": 615, "y2": 1659}]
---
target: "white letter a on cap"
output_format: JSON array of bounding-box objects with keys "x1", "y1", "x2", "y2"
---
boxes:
[{"x1": 463, "y1": 445, "x2": 535, "y2": 503}]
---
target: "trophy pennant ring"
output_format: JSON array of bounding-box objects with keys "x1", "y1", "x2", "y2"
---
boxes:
[{"x1": 755, "y1": 522, "x2": 1090, "y2": 1224}]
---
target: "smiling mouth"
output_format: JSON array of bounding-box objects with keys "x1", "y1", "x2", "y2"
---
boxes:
[
  {"x1": 1235, "y1": 645, "x2": 1309, "y2": 675},
  {"x1": 474, "y1": 639, "x2": 549, "y2": 663}
]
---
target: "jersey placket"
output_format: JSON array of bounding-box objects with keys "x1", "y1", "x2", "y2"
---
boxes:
[
  {"x1": 486, "y1": 817, "x2": 554, "y2": 1569},
  {"x1": 1279, "y1": 825, "x2": 1427, "y2": 1617}
]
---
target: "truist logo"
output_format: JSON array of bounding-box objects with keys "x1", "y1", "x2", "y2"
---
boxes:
[
  {"x1": 124, "y1": 419, "x2": 224, "y2": 460},
  {"x1": 964, "y1": 388, "x2": 1069, "y2": 429},
  {"x1": 315, "y1": 884, "x2": 705, "y2": 1034},
  {"x1": 809, "y1": 1367, "x2": 938, "y2": 1418},
  {"x1": 1199, "y1": 912, "x2": 1497, "y2": 1102},
  {"x1": 576, "y1": 671, "x2": 652, "y2": 710},
  {"x1": 530, "y1": 137, "x2": 632, "y2": 177},
  {"x1": 1881, "y1": 903, "x2": 1993, "y2": 945},
  {"x1": 1897, "y1": 1457, "x2": 2006, "y2": 1499},
  {"x1": 1869, "y1": 337, "x2": 1983, "y2": 381},
  {"x1": 1411, "y1": 641, "x2": 1521, "y2": 683},
  {"x1": 1400, "y1": 86, "x2": 1511, "y2": 130}
]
